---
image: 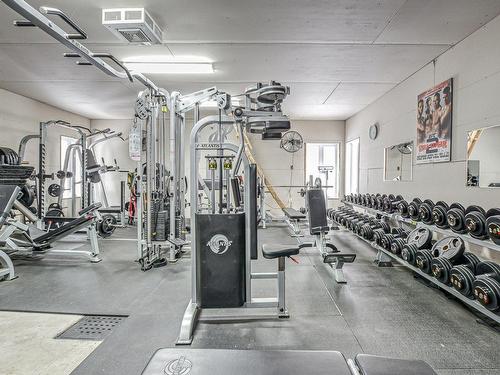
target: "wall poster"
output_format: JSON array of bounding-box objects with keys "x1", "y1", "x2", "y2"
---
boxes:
[{"x1": 416, "y1": 78, "x2": 453, "y2": 164}]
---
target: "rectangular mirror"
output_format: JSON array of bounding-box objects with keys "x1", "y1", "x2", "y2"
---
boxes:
[
  {"x1": 384, "y1": 141, "x2": 413, "y2": 181},
  {"x1": 467, "y1": 125, "x2": 500, "y2": 188}
]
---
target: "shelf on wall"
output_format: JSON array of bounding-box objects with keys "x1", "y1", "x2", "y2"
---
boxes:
[{"x1": 342, "y1": 201, "x2": 500, "y2": 253}]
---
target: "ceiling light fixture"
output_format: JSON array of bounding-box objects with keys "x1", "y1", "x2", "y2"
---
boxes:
[{"x1": 123, "y1": 56, "x2": 214, "y2": 74}]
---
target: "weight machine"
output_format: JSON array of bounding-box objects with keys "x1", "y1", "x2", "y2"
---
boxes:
[{"x1": 177, "y1": 82, "x2": 298, "y2": 345}]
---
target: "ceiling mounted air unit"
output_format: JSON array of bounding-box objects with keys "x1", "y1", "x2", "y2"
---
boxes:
[{"x1": 102, "y1": 8, "x2": 163, "y2": 45}]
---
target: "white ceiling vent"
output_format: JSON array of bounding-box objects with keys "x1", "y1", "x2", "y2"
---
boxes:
[{"x1": 102, "y1": 8, "x2": 163, "y2": 45}]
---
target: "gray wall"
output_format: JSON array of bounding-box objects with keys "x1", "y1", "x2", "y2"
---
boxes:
[{"x1": 346, "y1": 14, "x2": 500, "y2": 209}]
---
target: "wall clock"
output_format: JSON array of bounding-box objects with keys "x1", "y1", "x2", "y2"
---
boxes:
[{"x1": 369, "y1": 123, "x2": 379, "y2": 140}]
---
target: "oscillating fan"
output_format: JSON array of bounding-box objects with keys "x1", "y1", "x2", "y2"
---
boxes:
[{"x1": 280, "y1": 131, "x2": 303, "y2": 153}]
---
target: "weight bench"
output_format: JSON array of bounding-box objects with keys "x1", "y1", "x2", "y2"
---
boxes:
[
  {"x1": 262, "y1": 243, "x2": 299, "y2": 317},
  {"x1": 304, "y1": 188, "x2": 356, "y2": 283},
  {"x1": 142, "y1": 349, "x2": 438, "y2": 375},
  {"x1": 283, "y1": 207, "x2": 306, "y2": 237}
]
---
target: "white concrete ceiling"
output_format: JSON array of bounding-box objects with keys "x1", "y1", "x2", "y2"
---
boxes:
[{"x1": 0, "y1": 0, "x2": 499, "y2": 120}]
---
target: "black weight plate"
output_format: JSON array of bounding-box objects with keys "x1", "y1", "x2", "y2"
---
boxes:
[
  {"x1": 486, "y1": 208, "x2": 500, "y2": 218},
  {"x1": 46, "y1": 208, "x2": 64, "y2": 217},
  {"x1": 449, "y1": 203, "x2": 465, "y2": 212},
  {"x1": 485, "y1": 215, "x2": 500, "y2": 245},
  {"x1": 48, "y1": 202, "x2": 62, "y2": 210},
  {"x1": 412, "y1": 198, "x2": 422, "y2": 204},
  {"x1": 423, "y1": 199, "x2": 434, "y2": 207},
  {"x1": 416, "y1": 249, "x2": 434, "y2": 274},
  {"x1": 432, "y1": 205, "x2": 448, "y2": 228},
  {"x1": 419, "y1": 202, "x2": 434, "y2": 225},
  {"x1": 476, "y1": 261, "x2": 500, "y2": 278},
  {"x1": 395, "y1": 195, "x2": 404, "y2": 201},
  {"x1": 431, "y1": 257, "x2": 453, "y2": 284},
  {"x1": 465, "y1": 211, "x2": 488, "y2": 240},
  {"x1": 431, "y1": 236, "x2": 465, "y2": 261},
  {"x1": 450, "y1": 265, "x2": 476, "y2": 297},
  {"x1": 401, "y1": 243, "x2": 418, "y2": 265},
  {"x1": 98, "y1": 214, "x2": 117, "y2": 238},
  {"x1": 406, "y1": 227, "x2": 433, "y2": 249},
  {"x1": 473, "y1": 277, "x2": 500, "y2": 311},
  {"x1": 465, "y1": 205, "x2": 486, "y2": 216},
  {"x1": 48, "y1": 183, "x2": 61, "y2": 197},
  {"x1": 447, "y1": 208, "x2": 467, "y2": 233},
  {"x1": 435, "y1": 201, "x2": 449, "y2": 210}
]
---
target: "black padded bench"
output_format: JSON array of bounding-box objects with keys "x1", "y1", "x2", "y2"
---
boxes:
[
  {"x1": 354, "y1": 354, "x2": 438, "y2": 375},
  {"x1": 283, "y1": 207, "x2": 306, "y2": 237},
  {"x1": 142, "y1": 349, "x2": 438, "y2": 375},
  {"x1": 261, "y1": 243, "x2": 299, "y2": 317}
]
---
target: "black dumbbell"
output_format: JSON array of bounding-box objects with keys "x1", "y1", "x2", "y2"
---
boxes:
[
  {"x1": 418, "y1": 199, "x2": 435, "y2": 225},
  {"x1": 390, "y1": 237, "x2": 407, "y2": 256},
  {"x1": 402, "y1": 243, "x2": 429, "y2": 266},
  {"x1": 408, "y1": 198, "x2": 423, "y2": 221},
  {"x1": 450, "y1": 256, "x2": 486, "y2": 298},
  {"x1": 464, "y1": 206, "x2": 488, "y2": 240},
  {"x1": 446, "y1": 203, "x2": 467, "y2": 234},
  {"x1": 383, "y1": 194, "x2": 404, "y2": 213},
  {"x1": 485, "y1": 208, "x2": 500, "y2": 245},
  {"x1": 360, "y1": 220, "x2": 388, "y2": 240},
  {"x1": 432, "y1": 201, "x2": 450, "y2": 228},
  {"x1": 380, "y1": 229, "x2": 408, "y2": 251},
  {"x1": 397, "y1": 199, "x2": 409, "y2": 218},
  {"x1": 432, "y1": 252, "x2": 480, "y2": 285},
  {"x1": 472, "y1": 261, "x2": 500, "y2": 311},
  {"x1": 422, "y1": 235, "x2": 465, "y2": 278}
]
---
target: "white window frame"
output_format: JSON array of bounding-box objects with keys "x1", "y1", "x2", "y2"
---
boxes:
[
  {"x1": 345, "y1": 138, "x2": 360, "y2": 195},
  {"x1": 305, "y1": 142, "x2": 340, "y2": 199}
]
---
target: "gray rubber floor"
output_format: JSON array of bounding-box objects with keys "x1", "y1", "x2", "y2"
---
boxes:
[{"x1": 1, "y1": 225, "x2": 499, "y2": 375}]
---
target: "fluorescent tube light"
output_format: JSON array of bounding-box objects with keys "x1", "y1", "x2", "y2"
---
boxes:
[{"x1": 123, "y1": 61, "x2": 213, "y2": 74}]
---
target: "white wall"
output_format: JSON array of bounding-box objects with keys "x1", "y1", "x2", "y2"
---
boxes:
[
  {"x1": 90, "y1": 117, "x2": 345, "y2": 216},
  {"x1": 249, "y1": 120, "x2": 345, "y2": 216},
  {"x1": 346, "y1": 14, "x2": 500, "y2": 209},
  {"x1": 0, "y1": 88, "x2": 90, "y2": 213}
]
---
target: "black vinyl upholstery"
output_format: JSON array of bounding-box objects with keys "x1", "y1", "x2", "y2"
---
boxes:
[
  {"x1": 306, "y1": 189, "x2": 329, "y2": 235},
  {"x1": 262, "y1": 244, "x2": 299, "y2": 259},
  {"x1": 355, "y1": 354, "x2": 438, "y2": 375},
  {"x1": 283, "y1": 207, "x2": 306, "y2": 220}
]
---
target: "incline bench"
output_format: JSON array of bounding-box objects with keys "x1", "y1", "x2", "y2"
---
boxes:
[
  {"x1": 302, "y1": 188, "x2": 356, "y2": 283},
  {"x1": 283, "y1": 207, "x2": 306, "y2": 237},
  {"x1": 142, "y1": 349, "x2": 438, "y2": 375}
]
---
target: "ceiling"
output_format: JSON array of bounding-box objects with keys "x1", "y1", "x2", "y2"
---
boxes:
[{"x1": 1, "y1": 0, "x2": 500, "y2": 120}]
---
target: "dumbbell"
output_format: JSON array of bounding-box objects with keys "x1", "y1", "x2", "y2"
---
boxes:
[
  {"x1": 418, "y1": 199, "x2": 435, "y2": 225},
  {"x1": 449, "y1": 256, "x2": 485, "y2": 298},
  {"x1": 374, "y1": 194, "x2": 387, "y2": 211},
  {"x1": 390, "y1": 237, "x2": 407, "y2": 256},
  {"x1": 383, "y1": 194, "x2": 404, "y2": 213},
  {"x1": 432, "y1": 201, "x2": 450, "y2": 229},
  {"x1": 407, "y1": 198, "x2": 423, "y2": 221},
  {"x1": 446, "y1": 203, "x2": 467, "y2": 234},
  {"x1": 372, "y1": 224, "x2": 392, "y2": 246},
  {"x1": 472, "y1": 261, "x2": 500, "y2": 311},
  {"x1": 396, "y1": 199, "x2": 409, "y2": 218},
  {"x1": 352, "y1": 216, "x2": 374, "y2": 234},
  {"x1": 380, "y1": 228, "x2": 408, "y2": 250},
  {"x1": 360, "y1": 220, "x2": 389, "y2": 240},
  {"x1": 465, "y1": 206, "x2": 489, "y2": 240},
  {"x1": 485, "y1": 208, "x2": 500, "y2": 245},
  {"x1": 418, "y1": 236, "x2": 466, "y2": 275},
  {"x1": 432, "y1": 252, "x2": 479, "y2": 285}
]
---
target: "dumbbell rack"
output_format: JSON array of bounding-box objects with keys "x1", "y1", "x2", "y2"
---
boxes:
[
  {"x1": 341, "y1": 201, "x2": 500, "y2": 324},
  {"x1": 343, "y1": 201, "x2": 500, "y2": 253}
]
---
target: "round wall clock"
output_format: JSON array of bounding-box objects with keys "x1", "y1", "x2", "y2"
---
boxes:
[{"x1": 369, "y1": 123, "x2": 379, "y2": 140}]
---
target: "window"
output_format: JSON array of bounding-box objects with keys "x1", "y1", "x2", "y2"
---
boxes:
[
  {"x1": 60, "y1": 135, "x2": 82, "y2": 199},
  {"x1": 305, "y1": 143, "x2": 340, "y2": 199},
  {"x1": 345, "y1": 138, "x2": 360, "y2": 195}
]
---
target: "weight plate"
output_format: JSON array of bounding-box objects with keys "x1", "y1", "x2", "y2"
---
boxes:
[
  {"x1": 431, "y1": 257, "x2": 453, "y2": 284},
  {"x1": 435, "y1": 201, "x2": 449, "y2": 210},
  {"x1": 486, "y1": 208, "x2": 500, "y2": 218},
  {"x1": 432, "y1": 205, "x2": 449, "y2": 228},
  {"x1": 447, "y1": 208, "x2": 467, "y2": 234},
  {"x1": 449, "y1": 202, "x2": 465, "y2": 212},
  {"x1": 98, "y1": 214, "x2": 117, "y2": 238},
  {"x1": 485, "y1": 215, "x2": 500, "y2": 245},
  {"x1": 476, "y1": 261, "x2": 500, "y2": 278},
  {"x1": 48, "y1": 183, "x2": 61, "y2": 197},
  {"x1": 473, "y1": 277, "x2": 500, "y2": 311},
  {"x1": 419, "y1": 202, "x2": 434, "y2": 225},
  {"x1": 401, "y1": 243, "x2": 418, "y2": 265},
  {"x1": 465, "y1": 211, "x2": 488, "y2": 240},
  {"x1": 465, "y1": 205, "x2": 486, "y2": 216},
  {"x1": 46, "y1": 208, "x2": 64, "y2": 217},
  {"x1": 406, "y1": 227, "x2": 433, "y2": 249},
  {"x1": 431, "y1": 236, "x2": 465, "y2": 261},
  {"x1": 450, "y1": 265, "x2": 476, "y2": 297},
  {"x1": 416, "y1": 249, "x2": 434, "y2": 274}
]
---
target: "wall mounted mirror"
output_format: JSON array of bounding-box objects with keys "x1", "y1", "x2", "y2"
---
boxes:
[
  {"x1": 466, "y1": 125, "x2": 500, "y2": 188},
  {"x1": 384, "y1": 141, "x2": 413, "y2": 181}
]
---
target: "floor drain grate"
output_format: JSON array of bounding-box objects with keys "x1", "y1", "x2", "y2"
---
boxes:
[{"x1": 56, "y1": 315, "x2": 126, "y2": 340}]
